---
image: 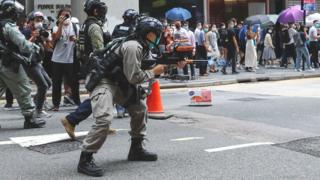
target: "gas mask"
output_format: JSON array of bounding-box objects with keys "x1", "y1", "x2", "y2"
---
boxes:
[{"x1": 97, "y1": 5, "x2": 108, "y2": 23}]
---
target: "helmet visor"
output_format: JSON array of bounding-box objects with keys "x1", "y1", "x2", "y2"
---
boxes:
[{"x1": 97, "y1": 4, "x2": 107, "y2": 19}]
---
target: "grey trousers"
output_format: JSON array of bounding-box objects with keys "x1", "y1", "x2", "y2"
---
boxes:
[
  {"x1": 81, "y1": 81, "x2": 147, "y2": 153},
  {"x1": 0, "y1": 62, "x2": 34, "y2": 117}
]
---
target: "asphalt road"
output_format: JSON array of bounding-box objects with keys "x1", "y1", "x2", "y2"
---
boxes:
[{"x1": 1, "y1": 78, "x2": 320, "y2": 180}]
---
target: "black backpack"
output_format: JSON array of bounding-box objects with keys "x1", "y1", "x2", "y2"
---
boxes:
[
  {"x1": 219, "y1": 29, "x2": 228, "y2": 46},
  {"x1": 85, "y1": 35, "x2": 135, "y2": 92}
]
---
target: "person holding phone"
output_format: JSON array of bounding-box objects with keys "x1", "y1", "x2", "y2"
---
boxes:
[{"x1": 51, "y1": 8, "x2": 80, "y2": 111}]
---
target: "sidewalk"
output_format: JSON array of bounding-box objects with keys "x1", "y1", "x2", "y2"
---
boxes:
[
  {"x1": 2, "y1": 66, "x2": 320, "y2": 100},
  {"x1": 158, "y1": 66, "x2": 320, "y2": 89}
]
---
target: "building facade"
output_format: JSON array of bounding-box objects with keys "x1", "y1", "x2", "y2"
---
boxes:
[
  {"x1": 17, "y1": 0, "x2": 139, "y2": 33},
  {"x1": 18, "y1": 0, "x2": 318, "y2": 30},
  {"x1": 140, "y1": 0, "x2": 287, "y2": 26}
]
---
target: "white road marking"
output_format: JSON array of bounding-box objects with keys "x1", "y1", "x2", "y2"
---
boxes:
[
  {"x1": 171, "y1": 137, "x2": 204, "y2": 141},
  {"x1": 0, "y1": 141, "x2": 15, "y2": 145},
  {"x1": 10, "y1": 131, "x2": 89, "y2": 147},
  {"x1": 1, "y1": 128, "x2": 129, "y2": 147},
  {"x1": 204, "y1": 142, "x2": 274, "y2": 153}
]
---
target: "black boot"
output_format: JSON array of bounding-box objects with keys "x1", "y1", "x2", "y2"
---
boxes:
[
  {"x1": 78, "y1": 152, "x2": 103, "y2": 177},
  {"x1": 128, "y1": 137, "x2": 158, "y2": 161},
  {"x1": 23, "y1": 115, "x2": 46, "y2": 129}
]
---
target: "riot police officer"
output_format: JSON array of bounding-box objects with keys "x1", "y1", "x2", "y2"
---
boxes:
[
  {"x1": 0, "y1": 0, "x2": 45, "y2": 129},
  {"x1": 112, "y1": 9, "x2": 138, "y2": 39},
  {"x1": 60, "y1": 0, "x2": 115, "y2": 140},
  {"x1": 77, "y1": 16, "x2": 169, "y2": 177}
]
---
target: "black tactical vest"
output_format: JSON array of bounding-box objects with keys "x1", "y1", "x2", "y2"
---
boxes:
[{"x1": 0, "y1": 19, "x2": 22, "y2": 72}]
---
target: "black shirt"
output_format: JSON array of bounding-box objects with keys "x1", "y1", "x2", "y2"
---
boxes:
[{"x1": 226, "y1": 29, "x2": 236, "y2": 50}]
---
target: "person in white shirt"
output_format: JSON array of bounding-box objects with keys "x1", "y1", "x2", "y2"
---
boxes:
[
  {"x1": 308, "y1": 20, "x2": 320, "y2": 68},
  {"x1": 51, "y1": 8, "x2": 79, "y2": 111},
  {"x1": 262, "y1": 27, "x2": 276, "y2": 68},
  {"x1": 207, "y1": 24, "x2": 220, "y2": 72},
  {"x1": 170, "y1": 21, "x2": 190, "y2": 76},
  {"x1": 183, "y1": 21, "x2": 195, "y2": 79}
]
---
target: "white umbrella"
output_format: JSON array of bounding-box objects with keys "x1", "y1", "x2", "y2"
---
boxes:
[{"x1": 306, "y1": 13, "x2": 320, "y2": 26}]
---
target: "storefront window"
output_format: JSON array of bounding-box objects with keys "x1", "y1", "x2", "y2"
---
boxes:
[
  {"x1": 139, "y1": 0, "x2": 204, "y2": 28},
  {"x1": 209, "y1": 0, "x2": 267, "y2": 25}
]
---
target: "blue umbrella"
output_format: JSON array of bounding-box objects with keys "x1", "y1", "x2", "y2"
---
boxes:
[{"x1": 165, "y1": 7, "x2": 191, "y2": 21}]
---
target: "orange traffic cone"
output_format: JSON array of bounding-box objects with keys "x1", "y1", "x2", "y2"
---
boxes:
[{"x1": 147, "y1": 80, "x2": 173, "y2": 120}]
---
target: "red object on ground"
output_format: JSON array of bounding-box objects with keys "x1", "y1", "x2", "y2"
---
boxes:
[{"x1": 147, "y1": 80, "x2": 164, "y2": 113}]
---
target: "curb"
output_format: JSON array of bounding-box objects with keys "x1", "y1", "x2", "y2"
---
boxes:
[
  {"x1": 159, "y1": 73, "x2": 320, "y2": 89},
  {"x1": 2, "y1": 73, "x2": 320, "y2": 100}
]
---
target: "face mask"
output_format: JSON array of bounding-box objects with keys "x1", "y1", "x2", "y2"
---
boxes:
[
  {"x1": 221, "y1": 26, "x2": 225, "y2": 29},
  {"x1": 147, "y1": 36, "x2": 161, "y2": 50},
  {"x1": 229, "y1": 25, "x2": 234, "y2": 28},
  {"x1": 163, "y1": 23, "x2": 168, "y2": 27},
  {"x1": 204, "y1": 28, "x2": 208, "y2": 33},
  {"x1": 268, "y1": 30, "x2": 272, "y2": 33},
  {"x1": 183, "y1": 25, "x2": 189, "y2": 30},
  {"x1": 34, "y1": 22, "x2": 43, "y2": 29}
]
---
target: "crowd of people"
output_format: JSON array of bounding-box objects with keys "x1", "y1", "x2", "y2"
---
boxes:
[
  {"x1": 3, "y1": 0, "x2": 320, "y2": 177},
  {"x1": 3, "y1": 6, "x2": 320, "y2": 118},
  {"x1": 160, "y1": 17, "x2": 320, "y2": 79},
  {"x1": 2, "y1": 7, "x2": 139, "y2": 118},
  {"x1": 0, "y1": 0, "x2": 169, "y2": 177}
]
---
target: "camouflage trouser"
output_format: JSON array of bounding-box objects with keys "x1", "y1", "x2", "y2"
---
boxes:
[
  {"x1": 81, "y1": 80, "x2": 147, "y2": 153},
  {"x1": 0, "y1": 61, "x2": 34, "y2": 117}
]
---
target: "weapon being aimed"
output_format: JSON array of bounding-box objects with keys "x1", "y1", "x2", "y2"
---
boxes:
[
  {"x1": 142, "y1": 52, "x2": 207, "y2": 81},
  {"x1": 0, "y1": 42, "x2": 33, "y2": 66}
]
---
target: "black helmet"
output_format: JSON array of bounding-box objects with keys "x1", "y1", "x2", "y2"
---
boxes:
[
  {"x1": 123, "y1": 9, "x2": 139, "y2": 21},
  {"x1": 136, "y1": 16, "x2": 163, "y2": 39},
  {"x1": 136, "y1": 17, "x2": 163, "y2": 49},
  {"x1": 0, "y1": 0, "x2": 24, "y2": 18},
  {"x1": 84, "y1": 0, "x2": 107, "y2": 21}
]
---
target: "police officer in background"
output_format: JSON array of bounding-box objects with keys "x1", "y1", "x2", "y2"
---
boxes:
[
  {"x1": 112, "y1": 9, "x2": 139, "y2": 118},
  {"x1": 0, "y1": 0, "x2": 45, "y2": 129},
  {"x1": 112, "y1": 9, "x2": 138, "y2": 38},
  {"x1": 60, "y1": 0, "x2": 116, "y2": 140},
  {"x1": 77, "y1": 16, "x2": 174, "y2": 177}
]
